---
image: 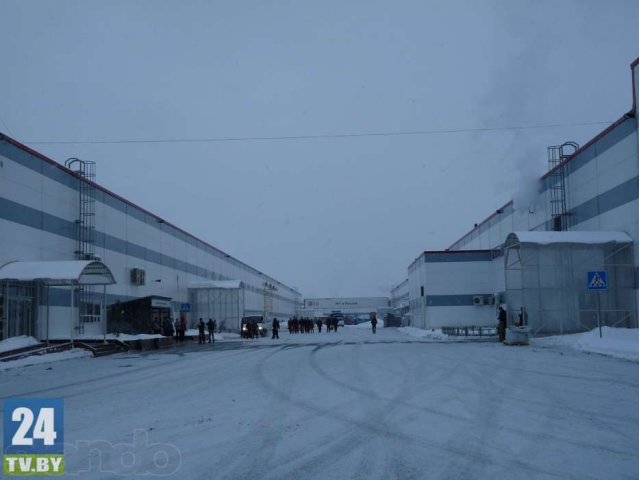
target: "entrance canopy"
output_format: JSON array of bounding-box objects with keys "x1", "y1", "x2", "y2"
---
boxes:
[{"x1": 0, "y1": 260, "x2": 116, "y2": 286}]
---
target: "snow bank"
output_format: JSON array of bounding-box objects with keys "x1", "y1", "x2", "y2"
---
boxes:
[
  {"x1": 46, "y1": 333, "x2": 165, "y2": 341},
  {"x1": 65, "y1": 330, "x2": 241, "y2": 342},
  {"x1": 108, "y1": 333, "x2": 164, "y2": 340},
  {"x1": 217, "y1": 332, "x2": 240, "y2": 340},
  {"x1": 397, "y1": 327, "x2": 449, "y2": 340},
  {"x1": 532, "y1": 327, "x2": 638, "y2": 362},
  {"x1": 353, "y1": 321, "x2": 374, "y2": 329},
  {"x1": 0, "y1": 335, "x2": 40, "y2": 353},
  {"x1": 0, "y1": 348, "x2": 92, "y2": 371}
]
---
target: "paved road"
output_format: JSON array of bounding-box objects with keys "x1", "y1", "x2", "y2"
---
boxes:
[{"x1": 1, "y1": 327, "x2": 637, "y2": 479}]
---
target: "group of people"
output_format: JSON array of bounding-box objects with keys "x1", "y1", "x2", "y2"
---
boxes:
[
  {"x1": 197, "y1": 318, "x2": 217, "y2": 344},
  {"x1": 242, "y1": 321, "x2": 262, "y2": 339},
  {"x1": 150, "y1": 317, "x2": 180, "y2": 337},
  {"x1": 155, "y1": 307, "x2": 511, "y2": 346},
  {"x1": 149, "y1": 316, "x2": 189, "y2": 341},
  {"x1": 286, "y1": 316, "x2": 340, "y2": 334}
]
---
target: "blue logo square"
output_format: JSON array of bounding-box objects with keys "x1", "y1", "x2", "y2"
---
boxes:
[{"x1": 3, "y1": 398, "x2": 64, "y2": 455}]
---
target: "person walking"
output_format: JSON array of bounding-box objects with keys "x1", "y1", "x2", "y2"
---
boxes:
[
  {"x1": 272, "y1": 317, "x2": 280, "y2": 339},
  {"x1": 179, "y1": 315, "x2": 187, "y2": 342},
  {"x1": 316, "y1": 318, "x2": 322, "y2": 333},
  {"x1": 370, "y1": 312, "x2": 378, "y2": 334},
  {"x1": 498, "y1": 306, "x2": 507, "y2": 342},
  {"x1": 174, "y1": 318, "x2": 180, "y2": 340},
  {"x1": 207, "y1": 318, "x2": 215, "y2": 343},
  {"x1": 197, "y1": 318, "x2": 206, "y2": 344},
  {"x1": 163, "y1": 317, "x2": 174, "y2": 337},
  {"x1": 151, "y1": 318, "x2": 161, "y2": 335}
]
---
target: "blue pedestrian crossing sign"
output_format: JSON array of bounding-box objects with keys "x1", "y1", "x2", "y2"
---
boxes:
[{"x1": 587, "y1": 271, "x2": 608, "y2": 291}]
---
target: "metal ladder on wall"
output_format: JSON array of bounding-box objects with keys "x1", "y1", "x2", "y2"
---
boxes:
[
  {"x1": 263, "y1": 282, "x2": 276, "y2": 321},
  {"x1": 547, "y1": 142, "x2": 579, "y2": 231},
  {"x1": 64, "y1": 158, "x2": 98, "y2": 334}
]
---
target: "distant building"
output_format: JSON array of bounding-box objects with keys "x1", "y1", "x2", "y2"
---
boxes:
[
  {"x1": 390, "y1": 279, "x2": 409, "y2": 318},
  {"x1": 302, "y1": 297, "x2": 390, "y2": 322}
]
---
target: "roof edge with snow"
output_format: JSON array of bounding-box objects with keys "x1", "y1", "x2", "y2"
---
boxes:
[
  {"x1": 505, "y1": 231, "x2": 633, "y2": 247},
  {"x1": 0, "y1": 260, "x2": 116, "y2": 285},
  {"x1": 188, "y1": 280, "x2": 243, "y2": 289}
]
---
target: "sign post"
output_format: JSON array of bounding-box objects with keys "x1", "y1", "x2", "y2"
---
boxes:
[{"x1": 587, "y1": 271, "x2": 608, "y2": 338}]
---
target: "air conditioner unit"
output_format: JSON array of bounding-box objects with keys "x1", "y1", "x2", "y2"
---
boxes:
[
  {"x1": 472, "y1": 295, "x2": 484, "y2": 306},
  {"x1": 130, "y1": 268, "x2": 146, "y2": 286}
]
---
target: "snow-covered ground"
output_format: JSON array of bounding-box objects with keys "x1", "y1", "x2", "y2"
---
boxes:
[
  {"x1": 397, "y1": 326, "x2": 449, "y2": 340},
  {"x1": 0, "y1": 326, "x2": 636, "y2": 479},
  {"x1": 0, "y1": 335, "x2": 40, "y2": 353},
  {"x1": 532, "y1": 327, "x2": 638, "y2": 362},
  {"x1": 0, "y1": 348, "x2": 92, "y2": 371}
]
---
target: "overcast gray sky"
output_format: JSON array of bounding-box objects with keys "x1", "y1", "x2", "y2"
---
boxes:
[{"x1": 0, "y1": 0, "x2": 637, "y2": 297}]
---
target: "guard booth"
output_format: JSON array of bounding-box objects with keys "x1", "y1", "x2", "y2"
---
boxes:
[
  {"x1": 503, "y1": 231, "x2": 637, "y2": 335},
  {"x1": 107, "y1": 296, "x2": 174, "y2": 335}
]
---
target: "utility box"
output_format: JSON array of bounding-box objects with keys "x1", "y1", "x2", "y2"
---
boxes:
[{"x1": 504, "y1": 326, "x2": 530, "y2": 345}]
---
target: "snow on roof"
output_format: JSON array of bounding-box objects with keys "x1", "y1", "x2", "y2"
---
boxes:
[
  {"x1": 188, "y1": 280, "x2": 243, "y2": 289},
  {"x1": 0, "y1": 260, "x2": 116, "y2": 285},
  {"x1": 507, "y1": 231, "x2": 632, "y2": 246}
]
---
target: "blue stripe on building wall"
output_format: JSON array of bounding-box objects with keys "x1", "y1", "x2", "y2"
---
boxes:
[
  {"x1": 424, "y1": 251, "x2": 492, "y2": 263},
  {"x1": 449, "y1": 117, "x2": 637, "y2": 249},
  {"x1": 0, "y1": 197, "x2": 296, "y2": 305},
  {"x1": 542, "y1": 118, "x2": 636, "y2": 188},
  {"x1": 539, "y1": 176, "x2": 639, "y2": 231},
  {"x1": 425, "y1": 294, "x2": 493, "y2": 307},
  {"x1": 2, "y1": 122, "x2": 636, "y2": 296},
  {"x1": 0, "y1": 139, "x2": 294, "y2": 294},
  {"x1": 451, "y1": 174, "x2": 638, "y2": 250},
  {"x1": 0, "y1": 196, "x2": 73, "y2": 236},
  {"x1": 43, "y1": 289, "x2": 292, "y2": 320}
]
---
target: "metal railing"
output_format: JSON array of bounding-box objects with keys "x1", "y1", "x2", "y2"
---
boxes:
[{"x1": 441, "y1": 326, "x2": 497, "y2": 337}]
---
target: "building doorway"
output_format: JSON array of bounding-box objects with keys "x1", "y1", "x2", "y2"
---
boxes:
[{"x1": 1, "y1": 282, "x2": 36, "y2": 340}]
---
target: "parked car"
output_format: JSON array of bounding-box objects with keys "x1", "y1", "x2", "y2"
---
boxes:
[{"x1": 328, "y1": 312, "x2": 345, "y2": 328}]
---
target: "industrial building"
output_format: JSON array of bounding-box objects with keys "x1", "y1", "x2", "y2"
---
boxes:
[
  {"x1": 0, "y1": 138, "x2": 301, "y2": 341},
  {"x1": 302, "y1": 297, "x2": 390, "y2": 323},
  {"x1": 398, "y1": 59, "x2": 639, "y2": 335},
  {"x1": 390, "y1": 279, "x2": 409, "y2": 319}
]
